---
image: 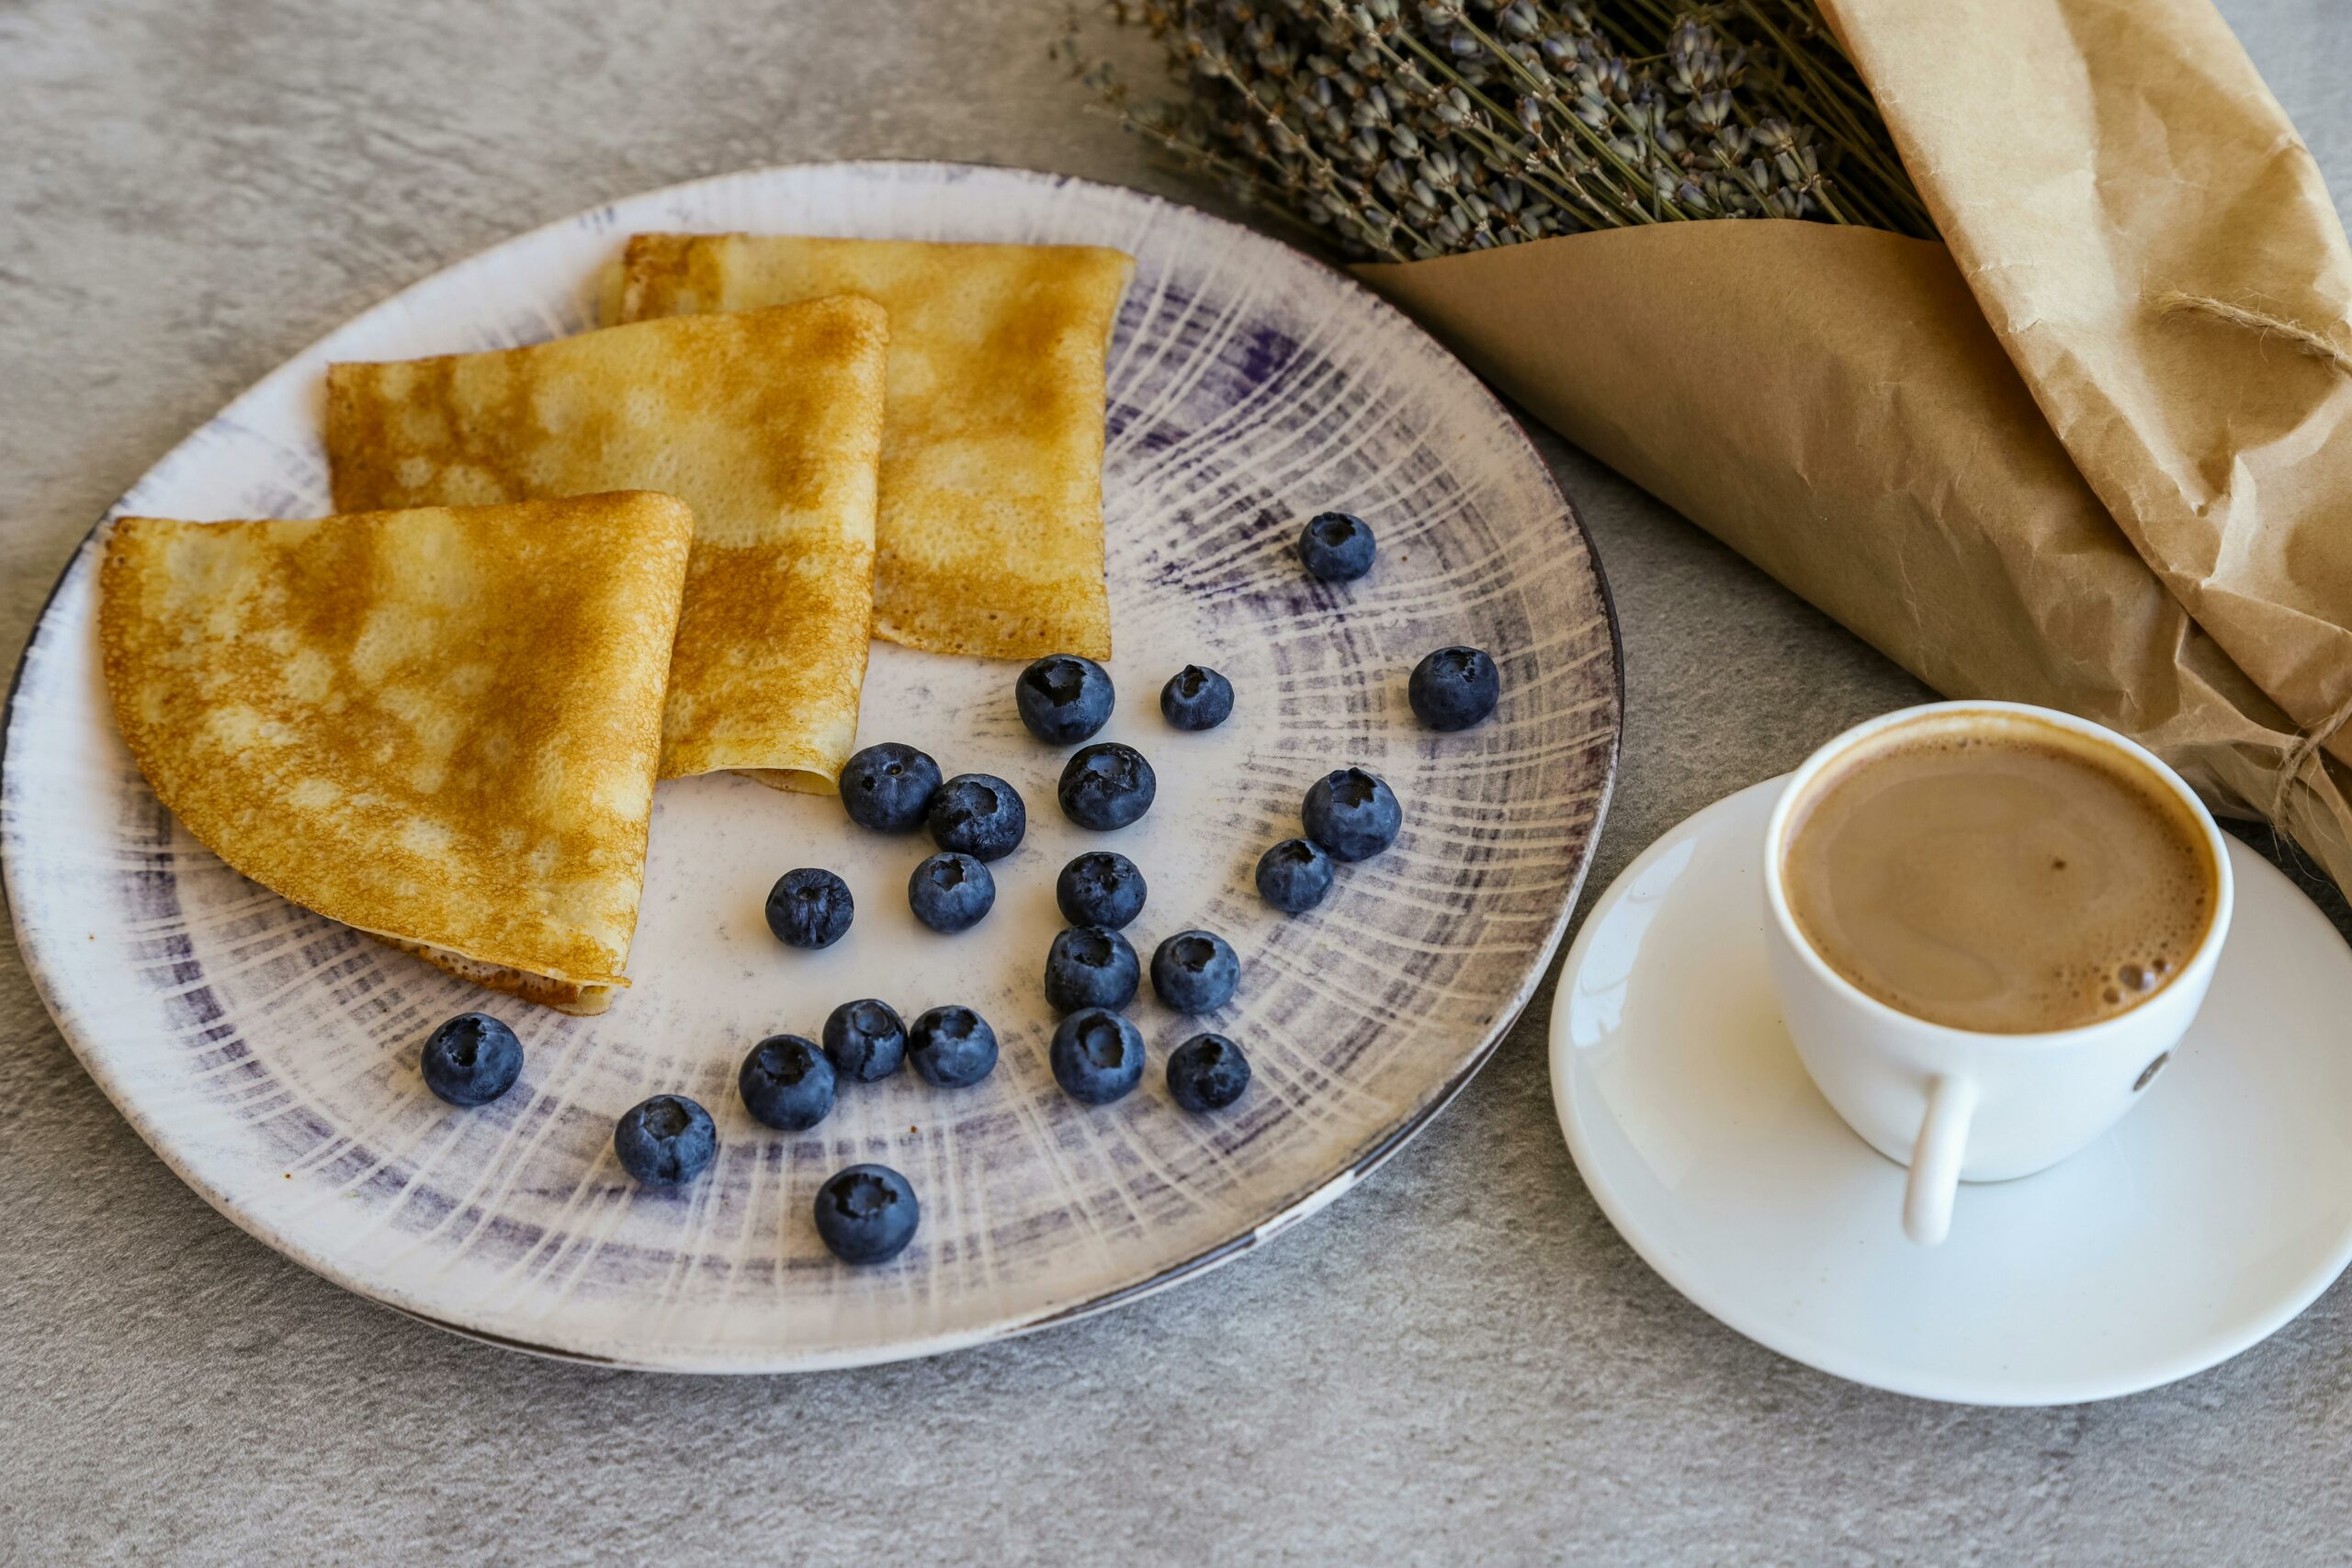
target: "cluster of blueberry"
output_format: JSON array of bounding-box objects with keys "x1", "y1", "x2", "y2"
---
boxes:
[
  {"x1": 651, "y1": 998, "x2": 981, "y2": 1262},
  {"x1": 780, "y1": 651, "x2": 1192, "y2": 941},
  {"x1": 731, "y1": 649, "x2": 1252, "y2": 1258},
  {"x1": 1298, "y1": 512, "x2": 1502, "y2": 730},
  {"x1": 413, "y1": 1005, "x2": 935, "y2": 1264},
  {"x1": 791, "y1": 649, "x2": 1200, "y2": 942},
  {"x1": 1010, "y1": 650, "x2": 1252, "y2": 1111},
  {"x1": 1042, "y1": 852, "x2": 1250, "y2": 1111},
  {"x1": 411, "y1": 508, "x2": 1501, "y2": 1269},
  {"x1": 1251, "y1": 513, "x2": 1503, "y2": 915}
]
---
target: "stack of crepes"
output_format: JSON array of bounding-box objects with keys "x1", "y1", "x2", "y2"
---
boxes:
[{"x1": 101, "y1": 235, "x2": 1135, "y2": 1013}]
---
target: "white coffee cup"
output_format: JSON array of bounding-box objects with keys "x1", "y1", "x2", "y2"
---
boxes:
[{"x1": 1760, "y1": 701, "x2": 2234, "y2": 1246}]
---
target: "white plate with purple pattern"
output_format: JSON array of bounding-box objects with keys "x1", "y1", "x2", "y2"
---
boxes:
[{"x1": 2, "y1": 163, "x2": 1620, "y2": 1371}]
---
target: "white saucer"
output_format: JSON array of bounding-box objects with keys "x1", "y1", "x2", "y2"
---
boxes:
[{"x1": 1549, "y1": 777, "x2": 2352, "y2": 1404}]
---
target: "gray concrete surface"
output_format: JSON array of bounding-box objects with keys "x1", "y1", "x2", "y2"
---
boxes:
[{"x1": 6, "y1": 1, "x2": 2351, "y2": 1562}]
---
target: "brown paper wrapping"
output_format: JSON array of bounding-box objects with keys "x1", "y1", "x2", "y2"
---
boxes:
[{"x1": 1357, "y1": 0, "x2": 2352, "y2": 887}]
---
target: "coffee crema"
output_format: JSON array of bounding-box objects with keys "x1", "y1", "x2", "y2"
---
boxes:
[{"x1": 1782, "y1": 715, "x2": 2215, "y2": 1033}]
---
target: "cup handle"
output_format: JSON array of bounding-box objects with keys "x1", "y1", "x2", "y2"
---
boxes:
[{"x1": 1903, "y1": 1076, "x2": 1977, "y2": 1247}]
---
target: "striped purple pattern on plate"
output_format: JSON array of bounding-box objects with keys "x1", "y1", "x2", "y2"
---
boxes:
[{"x1": 0, "y1": 163, "x2": 1619, "y2": 1371}]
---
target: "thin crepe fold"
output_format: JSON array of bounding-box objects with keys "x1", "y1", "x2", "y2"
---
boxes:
[
  {"x1": 98, "y1": 493, "x2": 695, "y2": 1013},
  {"x1": 326, "y1": 296, "x2": 888, "y2": 792},
  {"x1": 614, "y1": 232, "x2": 1133, "y2": 661}
]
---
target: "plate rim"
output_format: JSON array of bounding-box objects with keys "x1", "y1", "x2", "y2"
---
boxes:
[
  {"x1": 3, "y1": 158, "x2": 1623, "y2": 1371},
  {"x1": 1547, "y1": 775, "x2": 2352, "y2": 1406}
]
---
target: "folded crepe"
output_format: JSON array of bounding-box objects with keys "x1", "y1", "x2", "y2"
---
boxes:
[
  {"x1": 325, "y1": 296, "x2": 888, "y2": 791},
  {"x1": 98, "y1": 493, "x2": 695, "y2": 1014},
  {"x1": 613, "y1": 233, "x2": 1134, "y2": 660}
]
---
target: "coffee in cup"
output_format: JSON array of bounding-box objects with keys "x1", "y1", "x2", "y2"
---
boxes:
[
  {"x1": 1781, "y1": 709, "x2": 2219, "y2": 1033},
  {"x1": 1761, "y1": 701, "x2": 2234, "y2": 1245}
]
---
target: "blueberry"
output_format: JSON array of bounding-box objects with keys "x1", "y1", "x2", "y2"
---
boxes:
[
  {"x1": 1302, "y1": 767, "x2": 1402, "y2": 863},
  {"x1": 420, "y1": 1012, "x2": 523, "y2": 1107},
  {"x1": 1159, "y1": 664, "x2": 1235, "y2": 731},
  {"x1": 814, "y1": 1164, "x2": 920, "y2": 1264},
  {"x1": 1056, "y1": 850, "x2": 1148, "y2": 930},
  {"x1": 1168, "y1": 1033, "x2": 1251, "y2": 1112},
  {"x1": 823, "y1": 998, "x2": 907, "y2": 1083},
  {"x1": 1016, "y1": 654, "x2": 1116, "y2": 745},
  {"x1": 1151, "y1": 930, "x2": 1240, "y2": 1014},
  {"x1": 1049, "y1": 1009, "x2": 1148, "y2": 1105},
  {"x1": 839, "y1": 741, "x2": 942, "y2": 832},
  {"x1": 908, "y1": 1005, "x2": 1000, "y2": 1088},
  {"x1": 908, "y1": 852, "x2": 997, "y2": 933},
  {"x1": 614, "y1": 1095, "x2": 718, "y2": 1188},
  {"x1": 1299, "y1": 511, "x2": 1376, "y2": 582},
  {"x1": 1058, "y1": 742, "x2": 1157, "y2": 830},
  {"x1": 927, "y1": 773, "x2": 1026, "y2": 861},
  {"x1": 766, "y1": 867, "x2": 854, "y2": 949},
  {"x1": 1044, "y1": 926, "x2": 1141, "y2": 1013},
  {"x1": 1255, "y1": 838, "x2": 1335, "y2": 914},
  {"x1": 1408, "y1": 646, "x2": 1501, "y2": 731},
  {"x1": 738, "y1": 1034, "x2": 836, "y2": 1132}
]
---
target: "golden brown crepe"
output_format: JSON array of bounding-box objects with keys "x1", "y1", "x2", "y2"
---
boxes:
[
  {"x1": 324, "y1": 297, "x2": 888, "y2": 791},
  {"x1": 98, "y1": 493, "x2": 695, "y2": 1014},
  {"x1": 614, "y1": 233, "x2": 1133, "y2": 660}
]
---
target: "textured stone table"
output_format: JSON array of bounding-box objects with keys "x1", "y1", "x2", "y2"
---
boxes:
[{"x1": 6, "y1": 1, "x2": 2349, "y2": 1561}]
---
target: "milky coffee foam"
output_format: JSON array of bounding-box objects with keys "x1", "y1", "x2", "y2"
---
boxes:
[{"x1": 1783, "y1": 714, "x2": 2215, "y2": 1033}]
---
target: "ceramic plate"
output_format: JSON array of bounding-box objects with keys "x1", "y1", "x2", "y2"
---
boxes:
[
  {"x1": 2, "y1": 163, "x2": 1619, "y2": 1371},
  {"x1": 1550, "y1": 778, "x2": 2352, "y2": 1404}
]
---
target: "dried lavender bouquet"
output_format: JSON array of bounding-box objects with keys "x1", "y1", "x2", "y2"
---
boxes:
[
  {"x1": 1066, "y1": 0, "x2": 2352, "y2": 902},
  {"x1": 1062, "y1": 0, "x2": 1935, "y2": 261}
]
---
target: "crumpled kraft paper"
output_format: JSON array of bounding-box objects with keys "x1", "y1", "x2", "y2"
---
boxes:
[{"x1": 1357, "y1": 0, "x2": 2352, "y2": 888}]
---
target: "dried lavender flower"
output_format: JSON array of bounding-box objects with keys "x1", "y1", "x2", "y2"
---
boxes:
[{"x1": 1061, "y1": 0, "x2": 1935, "y2": 261}]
